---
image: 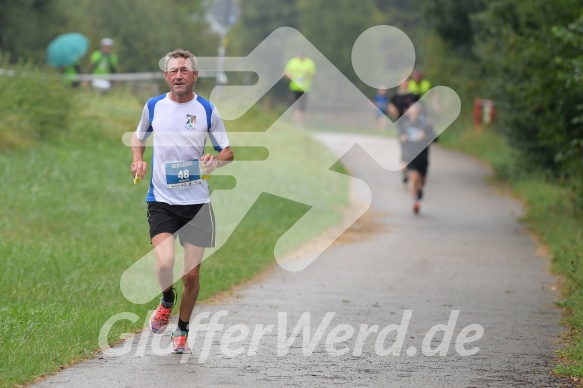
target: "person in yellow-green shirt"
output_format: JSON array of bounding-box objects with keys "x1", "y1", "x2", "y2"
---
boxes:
[
  {"x1": 408, "y1": 69, "x2": 441, "y2": 114},
  {"x1": 89, "y1": 38, "x2": 118, "y2": 92},
  {"x1": 284, "y1": 51, "x2": 316, "y2": 127},
  {"x1": 408, "y1": 69, "x2": 431, "y2": 97}
]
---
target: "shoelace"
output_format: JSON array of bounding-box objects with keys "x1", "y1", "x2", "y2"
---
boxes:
[
  {"x1": 155, "y1": 306, "x2": 171, "y2": 322},
  {"x1": 175, "y1": 335, "x2": 188, "y2": 348}
]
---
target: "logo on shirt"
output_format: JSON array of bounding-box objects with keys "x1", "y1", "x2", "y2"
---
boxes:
[{"x1": 185, "y1": 114, "x2": 196, "y2": 130}]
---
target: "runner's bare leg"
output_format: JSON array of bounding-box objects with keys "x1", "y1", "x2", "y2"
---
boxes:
[
  {"x1": 180, "y1": 243, "x2": 204, "y2": 323},
  {"x1": 152, "y1": 233, "x2": 176, "y2": 293}
]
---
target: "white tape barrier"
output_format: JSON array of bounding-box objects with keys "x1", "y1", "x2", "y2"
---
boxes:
[{"x1": 0, "y1": 69, "x2": 215, "y2": 80}]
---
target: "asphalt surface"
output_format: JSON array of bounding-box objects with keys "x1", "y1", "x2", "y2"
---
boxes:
[{"x1": 33, "y1": 133, "x2": 571, "y2": 387}]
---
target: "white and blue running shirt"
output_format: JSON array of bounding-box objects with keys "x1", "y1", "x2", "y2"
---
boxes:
[{"x1": 135, "y1": 93, "x2": 230, "y2": 205}]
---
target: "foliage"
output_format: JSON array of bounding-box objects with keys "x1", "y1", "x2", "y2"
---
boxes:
[
  {"x1": 422, "y1": 0, "x2": 485, "y2": 58},
  {"x1": 551, "y1": 14, "x2": 583, "y2": 205},
  {"x1": 227, "y1": 0, "x2": 384, "y2": 104},
  {"x1": 425, "y1": 0, "x2": 583, "y2": 201},
  {"x1": 0, "y1": 0, "x2": 219, "y2": 72},
  {"x1": 227, "y1": 0, "x2": 298, "y2": 57},
  {"x1": 0, "y1": 58, "x2": 74, "y2": 150},
  {"x1": 473, "y1": 0, "x2": 581, "y2": 177},
  {"x1": 296, "y1": 0, "x2": 376, "y2": 83},
  {"x1": 54, "y1": 0, "x2": 220, "y2": 72},
  {"x1": 0, "y1": 0, "x2": 67, "y2": 64}
]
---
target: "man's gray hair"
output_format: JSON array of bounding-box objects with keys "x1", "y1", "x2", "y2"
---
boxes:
[{"x1": 158, "y1": 49, "x2": 198, "y2": 71}]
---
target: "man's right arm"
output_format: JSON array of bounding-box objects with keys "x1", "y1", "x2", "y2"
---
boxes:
[
  {"x1": 388, "y1": 95, "x2": 400, "y2": 119},
  {"x1": 131, "y1": 132, "x2": 147, "y2": 179}
]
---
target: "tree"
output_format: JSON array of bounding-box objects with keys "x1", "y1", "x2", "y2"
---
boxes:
[
  {"x1": 552, "y1": 14, "x2": 583, "y2": 194},
  {"x1": 297, "y1": 0, "x2": 377, "y2": 88},
  {"x1": 422, "y1": 0, "x2": 485, "y2": 58},
  {"x1": 473, "y1": 0, "x2": 583, "y2": 177},
  {"x1": 61, "y1": 0, "x2": 217, "y2": 72},
  {"x1": 0, "y1": 0, "x2": 66, "y2": 63},
  {"x1": 227, "y1": 0, "x2": 298, "y2": 57}
]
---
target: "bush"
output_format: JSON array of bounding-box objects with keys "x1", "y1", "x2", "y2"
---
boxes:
[{"x1": 0, "y1": 58, "x2": 74, "y2": 150}]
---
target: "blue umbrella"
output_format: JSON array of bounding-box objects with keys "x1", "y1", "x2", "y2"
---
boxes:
[{"x1": 46, "y1": 32, "x2": 89, "y2": 68}]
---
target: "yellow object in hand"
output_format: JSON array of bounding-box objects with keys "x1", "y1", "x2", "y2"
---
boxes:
[
  {"x1": 201, "y1": 167, "x2": 210, "y2": 180},
  {"x1": 200, "y1": 160, "x2": 210, "y2": 180},
  {"x1": 134, "y1": 173, "x2": 142, "y2": 185}
]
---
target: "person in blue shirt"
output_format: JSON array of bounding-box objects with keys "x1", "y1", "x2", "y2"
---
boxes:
[{"x1": 372, "y1": 86, "x2": 389, "y2": 130}]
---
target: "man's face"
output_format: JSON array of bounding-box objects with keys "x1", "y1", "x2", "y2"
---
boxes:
[
  {"x1": 165, "y1": 57, "x2": 198, "y2": 97},
  {"x1": 412, "y1": 70, "x2": 422, "y2": 83},
  {"x1": 405, "y1": 102, "x2": 421, "y2": 121}
]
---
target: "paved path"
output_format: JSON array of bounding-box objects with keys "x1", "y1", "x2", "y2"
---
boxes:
[{"x1": 35, "y1": 133, "x2": 570, "y2": 387}]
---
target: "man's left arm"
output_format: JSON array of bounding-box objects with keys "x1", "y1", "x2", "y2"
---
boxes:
[
  {"x1": 200, "y1": 146, "x2": 233, "y2": 173},
  {"x1": 216, "y1": 146, "x2": 234, "y2": 167},
  {"x1": 201, "y1": 105, "x2": 234, "y2": 172}
]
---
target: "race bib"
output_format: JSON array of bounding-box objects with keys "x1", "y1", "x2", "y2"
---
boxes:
[
  {"x1": 165, "y1": 160, "x2": 202, "y2": 188},
  {"x1": 406, "y1": 127, "x2": 424, "y2": 142}
]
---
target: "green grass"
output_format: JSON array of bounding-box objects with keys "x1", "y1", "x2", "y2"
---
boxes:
[
  {"x1": 441, "y1": 115, "x2": 583, "y2": 378},
  {"x1": 0, "y1": 88, "x2": 349, "y2": 387},
  {"x1": 515, "y1": 178, "x2": 583, "y2": 377},
  {"x1": 438, "y1": 116, "x2": 518, "y2": 180},
  {"x1": 309, "y1": 124, "x2": 397, "y2": 137}
]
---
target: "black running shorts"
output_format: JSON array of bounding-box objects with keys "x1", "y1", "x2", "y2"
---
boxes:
[
  {"x1": 291, "y1": 90, "x2": 308, "y2": 111},
  {"x1": 147, "y1": 202, "x2": 215, "y2": 247},
  {"x1": 406, "y1": 156, "x2": 429, "y2": 177}
]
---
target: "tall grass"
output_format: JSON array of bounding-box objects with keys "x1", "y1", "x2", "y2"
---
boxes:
[
  {"x1": 0, "y1": 59, "x2": 74, "y2": 150},
  {"x1": 516, "y1": 178, "x2": 583, "y2": 377}
]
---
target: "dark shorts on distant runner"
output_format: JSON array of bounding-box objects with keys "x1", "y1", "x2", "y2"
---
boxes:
[
  {"x1": 147, "y1": 202, "x2": 215, "y2": 247},
  {"x1": 291, "y1": 90, "x2": 307, "y2": 111},
  {"x1": 406, "y1": 156, "x2": 429, "y2": 177}
]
